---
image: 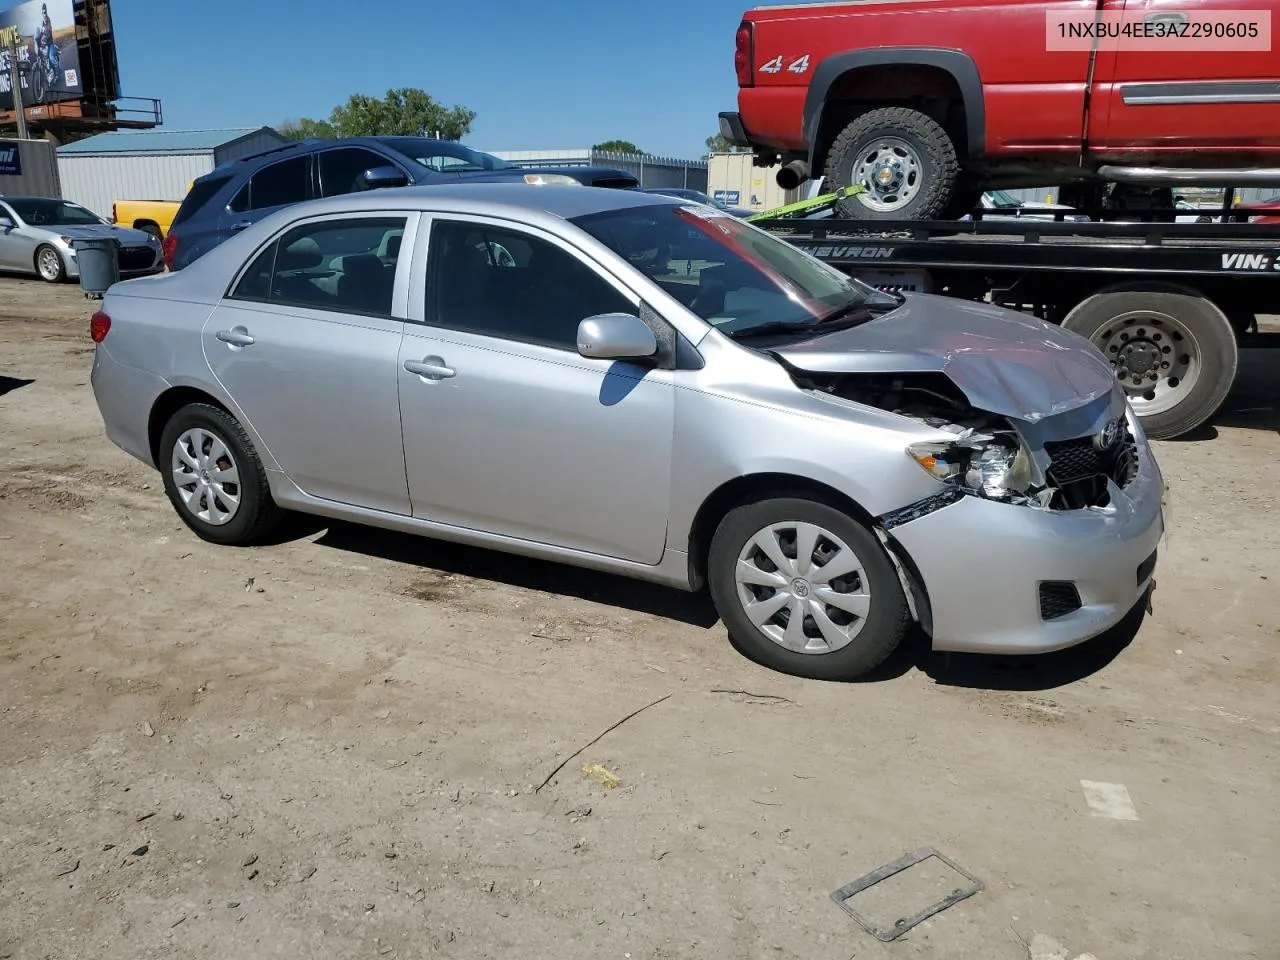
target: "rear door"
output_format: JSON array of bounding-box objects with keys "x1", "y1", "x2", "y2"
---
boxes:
[
  {"x1": 219, "y1": 154, "x2": 315, "y2": 239},
  {"x1": 201, "y1": 212, "x2": 415, "y2": 514},
  {"x1": 1094, "y1": 0, "x2": 1280, "y2": 153}
]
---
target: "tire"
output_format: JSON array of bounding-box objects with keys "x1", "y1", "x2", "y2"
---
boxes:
[
  {"x1": 159, "y1": 403, "x2": 282, "y2": 546},
  {"x1": 1061, "y1": 284, "x2": 1238, "y2": 439},
  {"x1": 824, "y1": 107, "x2": 959, "y2": 221},
  {"x1": 34, "y1": 244, "x2": 67, "y2": 283},
  {"x1": 707, "y1": 497, "x2": 909, "y2": 681},
  {"x1": 137, "y1": 222, "x2": 164, "y2": 242}
]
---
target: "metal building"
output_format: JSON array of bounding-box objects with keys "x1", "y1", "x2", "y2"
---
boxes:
[
  {"x1": 54, "y1": 127, "x2": 287, "y2": 218},
  {"x1": 489, "y1": 148, "x2": 708, "y2": 192},
  {"x1": 0, "y1": 138, "x2": 61, "y2": 198}
]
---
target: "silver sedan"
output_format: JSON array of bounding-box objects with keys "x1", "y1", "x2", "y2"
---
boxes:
[
  {"x1": 0, "y1": 195, "x2": 163, "y2": 283},
  {"x1": 89, "y1": 183, "x2": 1165, "y2": 681}
]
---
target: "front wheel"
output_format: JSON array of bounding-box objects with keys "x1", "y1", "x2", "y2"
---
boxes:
[
  {"x1": 824, "y1": 107, "x2": 959, "y2": 221},
  {"x1": 708, "y1": 497, "x2": 909, "y2": 681},
  {"x1": 159, "y1": 403, "x2": 283, "y2": 546},
  {"x1": 34, "y1": 244, "x2": 66, "y2": 283},
  {"x1": 1062, "y1": 284, "x2": 1239, "y2": 439}
]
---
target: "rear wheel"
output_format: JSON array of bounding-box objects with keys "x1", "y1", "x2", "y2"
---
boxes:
[
  {"x1": 159, "y1": 403, "x2": 282, "y2": 545},
  {"x1": 708, "y1": 497, "x2": 909, "y2": 681},
  {"x1": 1062, "y1": 284, "x2": 1238, "y2": 439},
  {"x1": 825, "y1": 107, "x2": 959, "y2": 221}
]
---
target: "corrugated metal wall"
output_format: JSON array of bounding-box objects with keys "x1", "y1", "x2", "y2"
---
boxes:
[
  {"x1": 0, "y1": 138, "x2": 61, "y2": 198},
  {"x1": 214, "y1": 131, "x2": 288, "y2": 164},
  {"x1": 489, "y1": 148, "x2": 709, "y2": 191},
  {"x1": 58, "y1": 152, "x2": 215, "y2": 218}
]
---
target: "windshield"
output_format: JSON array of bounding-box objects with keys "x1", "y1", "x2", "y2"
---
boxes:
[
  {"x1": 6, "y1": 198, "x2": 103, "y2": 226},
  {"x1": 381, "y1": 138, "x2": 517, "y2": 174},
  {"x1": 571, "y1": 203, "x2": 876, "y2": 335}
]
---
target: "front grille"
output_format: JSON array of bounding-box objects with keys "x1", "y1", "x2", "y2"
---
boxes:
[
  {"x1": 1136, "y1": 550, "x2": 1158, "y2": 587},
  {"x1": 118, "y1": 246, "x2": 157, "y2": 272},
  {"x1": 1044, "y1": 421, "x2": 1139, "y2": 509},
  {"x1": 1039, "y1": 582, "x2": 1083, "y2": 620}
]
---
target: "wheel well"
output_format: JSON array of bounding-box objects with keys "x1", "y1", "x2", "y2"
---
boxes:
[
  {"x1": 686, "y1": 473, "x2": 876, "y2": 592},
  {"x1": 814, "y1": 65, "x2": 965, "y2": 177},
  {"x1": 148, "y1": 387, "x2": 228, "y2": 466},
  {"x1": 134, "y1": 219, "x2": 160, "y2": 231}
]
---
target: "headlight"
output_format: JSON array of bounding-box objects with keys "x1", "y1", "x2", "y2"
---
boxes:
[
  {"x1": 907, "y1": 435, "x2": 1034, "y2": 501},
  {"x1": 522, "y1": 173, "x2": 581, "y2": 186}
]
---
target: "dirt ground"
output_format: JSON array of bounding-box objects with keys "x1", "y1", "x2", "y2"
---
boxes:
[{"x1": 1, "y1": 278, "x2": 1277, "y2": 960}]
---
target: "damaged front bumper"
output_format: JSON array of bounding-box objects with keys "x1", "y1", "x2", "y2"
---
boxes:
[{"x1": 880, "y1": 427, "x2": 1165, "y2": 656}]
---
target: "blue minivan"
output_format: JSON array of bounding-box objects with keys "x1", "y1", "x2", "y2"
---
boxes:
[{"x1": 163, "y1": 137, "x2": 641, "y2": 271}]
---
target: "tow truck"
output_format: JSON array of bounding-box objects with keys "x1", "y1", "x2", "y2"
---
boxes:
[{"x1": 749, "y1": 183, "x2": 1280, "y2": 439}]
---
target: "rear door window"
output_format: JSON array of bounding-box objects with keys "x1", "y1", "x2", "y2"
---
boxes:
[
  {"x1": 230, "y1": 217, "x2": 407, "y2": 316},
  {"x1": 229, "y1": 155, "x2": 312, "y2": 213}
]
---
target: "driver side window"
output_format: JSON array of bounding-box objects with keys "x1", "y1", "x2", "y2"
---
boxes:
[{"x1": 426, "y1": 220, "x2": 634, "y2": 350}]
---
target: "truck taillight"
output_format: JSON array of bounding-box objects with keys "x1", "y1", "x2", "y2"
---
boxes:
[
  {"x1": 162, "y1": 232, "x2": 177, "y2": 269},
  {"x1": 735, "y1": 21, "x2": 754, "y2": 87},
  {"x1": 90, "y1": 310, "x2": 111, "y2": 343}
]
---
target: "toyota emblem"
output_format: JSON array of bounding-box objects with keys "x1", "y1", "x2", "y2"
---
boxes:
[{"x1": 1094, "y1": 418, "x2": 1124, "y2": 450}]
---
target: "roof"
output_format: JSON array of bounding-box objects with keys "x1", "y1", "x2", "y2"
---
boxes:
[
  {"x1": 57, "y1": 127, "x2": 282, "y2": 156},
  {"x1": 303, "y1": 182, "x2": 677, "y2": 221}
]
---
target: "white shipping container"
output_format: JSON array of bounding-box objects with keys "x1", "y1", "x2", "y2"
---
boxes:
[{"x1": 707, "y1": 153, "x2": 802, "y2": 213}]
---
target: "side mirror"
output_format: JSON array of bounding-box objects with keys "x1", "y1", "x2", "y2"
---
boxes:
[
  {"x1": 0, "y1": 215, "x2": 13, "y2": 230},
  {"x1": 360, "y1": 166, "x2": 410, "y2": 190},
  {"x1": 577, "y1": 313, "x2": 658, "y2": 361}
]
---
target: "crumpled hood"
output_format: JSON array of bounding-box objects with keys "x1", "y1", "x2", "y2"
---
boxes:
[
  {"x1": 48, "y1": 223, "x2": 155, "y2": 246},
  {"x1": 770, "y1": 293, "x2": 1116, "y2": 422}
]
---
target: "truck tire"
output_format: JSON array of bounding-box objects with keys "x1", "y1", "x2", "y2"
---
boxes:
[
  {"x1": 1061, "y1": 283, "x2": 1238, "y2": 439},
  {"x1": 136, "y1": 222, "x2": 163, "y2": 242},
  {"x1": 824, "y1": 107, "x2": 959, "y2": 221}
]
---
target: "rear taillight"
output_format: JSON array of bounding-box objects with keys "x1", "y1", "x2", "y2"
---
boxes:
[
  {"x1": 162, "y1": 232, "x2": 177, "y2": 269},
  {"x1": 735, "y1": 21, "x2": 755, "y2": 87},
  {"x1": 90, "y1": 310, "x2": 111, "y2": 343}
]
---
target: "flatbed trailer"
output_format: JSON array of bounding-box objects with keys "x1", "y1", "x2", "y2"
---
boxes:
[{"x1": 757, "y1": 215, "x2": 1280, "y2": 439}]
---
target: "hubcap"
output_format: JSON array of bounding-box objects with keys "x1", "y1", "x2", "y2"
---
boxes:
[
  {"x1": 171, "y1": 427, "x2": 241, "y2": 525},
  {"x1": 853, "y1": 138, "x2": 922, "y2": 213},
  {"x1": 38, "y1": 249, "x2": 61, "y2": 280},
  {"x1": 734, "y1": 521, "x2": 871, "y2": 655},
  {"x1": 1089, "y1": 310, "x2": 1201, "y2": 417}
]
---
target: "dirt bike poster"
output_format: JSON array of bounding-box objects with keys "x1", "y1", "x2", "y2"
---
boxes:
[{"x1": 0, "y1": 0, "x2": 83, "y2": 112}]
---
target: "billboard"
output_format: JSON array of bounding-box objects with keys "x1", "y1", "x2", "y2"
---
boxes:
[{"x1": 0, "y1": 0, "x2": 83, "y2": 113}]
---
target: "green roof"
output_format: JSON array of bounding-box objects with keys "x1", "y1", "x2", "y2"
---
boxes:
[{"x1": 57, "y1": 127, "x2": 280, "y2": 155}]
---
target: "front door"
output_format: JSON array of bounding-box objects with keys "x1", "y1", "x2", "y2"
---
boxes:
[
  {"x1": 202, "y1": 213, "x2": 413, "y2": 514},
  {"x1": 1095, "y1": 0, "x2": 1280, "y2": 154},
  {"x1": 397, "y1": 217, "x2": 674, "y2": 564}
]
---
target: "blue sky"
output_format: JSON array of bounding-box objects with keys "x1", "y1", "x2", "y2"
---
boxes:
[{"x1": 111, "y1": 0, "x2": 764, "y2": 159}]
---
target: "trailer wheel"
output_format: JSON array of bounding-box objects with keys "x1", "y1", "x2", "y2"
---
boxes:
[
  {"x1": 825, "y1": 107, "x2": 959, "y2": 221},
  {"x1": 1062, "y1": 284, "x2": 1238, "y2": 439}
]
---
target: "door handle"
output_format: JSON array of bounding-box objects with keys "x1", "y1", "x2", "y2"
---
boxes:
[
  {"x1": 404, "y1": 357, "x2": 455, "y2": 380},
  {"x1": 216, "y1": 327, "x2": 256, "y2": 347},
  {"x1": 1144, "y1": 10, "x2": 1188, "y2": 24},
  {"x1": 229, "y1": 221, "x2": 253, "y2": 232}
]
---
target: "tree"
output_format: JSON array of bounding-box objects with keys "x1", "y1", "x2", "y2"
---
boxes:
[
  {"x1": 329, "y1": 88, "x2": 476, "y2": 140},
  {"x1": 593, "y1": 140, "x2": 642, "y2": 155},
  {"x1": 704, "y1": 133, "x2": 746, "y2": 158},
  {"x1": 278, "y1": 117, "x2": 337, "y2": 141}
]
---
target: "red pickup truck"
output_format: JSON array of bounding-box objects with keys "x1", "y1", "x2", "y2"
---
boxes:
[{"x1": 720, "y1": 0, "x2": 1280, "y2": 220}]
